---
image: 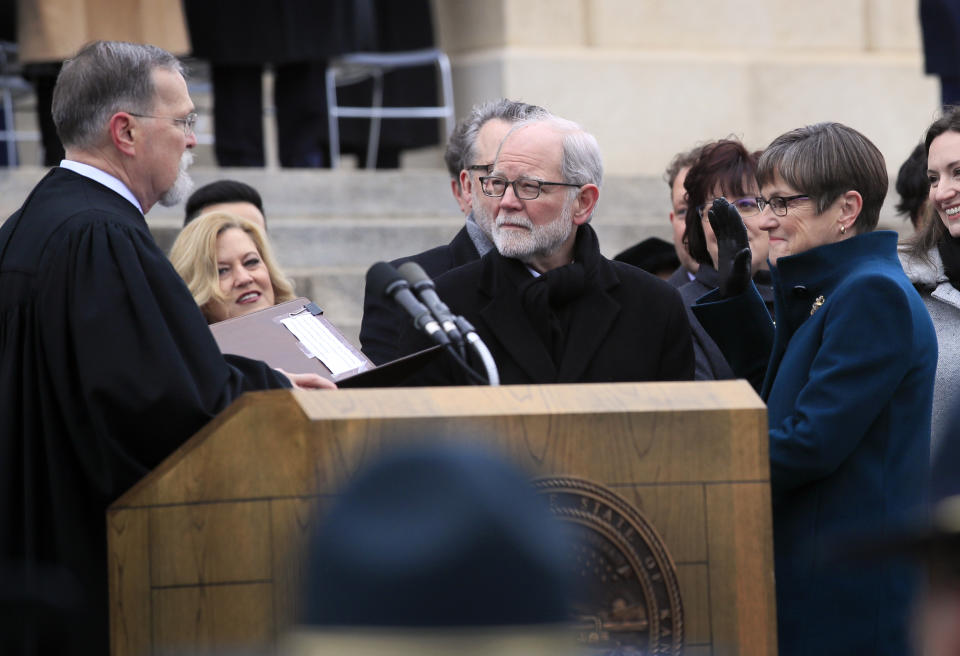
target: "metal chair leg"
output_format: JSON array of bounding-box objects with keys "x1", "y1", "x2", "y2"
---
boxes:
[
  {"x1": 436, "y1": 53, "x2": 455, "y2": 140},
  {"x1": 2, "y1": 87, "x2": 16, "y2": 166},
  {"x1": 325, "y1": 67, "x2": 341, "y2": 169},
  {"x1": 365, "y1": 70, "x2": 384, "y2": 170},
  {"x1": 326, "y1": 49, "x2": 456, "y2": 170}
]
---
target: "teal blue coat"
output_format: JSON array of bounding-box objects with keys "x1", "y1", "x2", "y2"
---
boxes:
[{"x1": 694, "y1": 231, "x2": 936, "y2": 656}]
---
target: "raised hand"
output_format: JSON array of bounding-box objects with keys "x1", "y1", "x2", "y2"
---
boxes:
[{"x1": 708, "y1": 197, "x2": 752, "y2": 298}]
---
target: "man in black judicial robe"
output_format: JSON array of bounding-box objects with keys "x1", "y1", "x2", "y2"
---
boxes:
[
  {"x1": 0, "y1": 42, "x2": 329, "y2": 656},
  {"x1": 359, "y1": 99, "x2": 547, "y2": 364},
  {"x1": 397, "y1": 117, "x2": 694, "y2": 385}
]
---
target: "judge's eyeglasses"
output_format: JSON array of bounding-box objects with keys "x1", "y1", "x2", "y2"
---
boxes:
[{"x1": 127, "y1": 111, "x2": 198, "y2": 137}]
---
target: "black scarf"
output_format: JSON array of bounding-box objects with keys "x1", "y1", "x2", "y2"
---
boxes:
[
  {"x1": 938, "y1": 235, "x2": 960, "y2": 291},
  {"x1": 499, "y1": 225, "x2": 601, "y2": 366}
]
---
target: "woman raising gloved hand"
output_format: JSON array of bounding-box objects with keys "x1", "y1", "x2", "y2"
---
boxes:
[
  {"x1": 692, "y1": 123, "x2": 937, "y2": 656},
  {"x1": 676, "y1": 139, "x2": 768, "y2": 380}
]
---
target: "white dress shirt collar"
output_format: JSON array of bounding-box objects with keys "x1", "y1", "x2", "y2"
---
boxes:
[{"x1": 59, "y1": 159, "x2": 143, "y2": 214}]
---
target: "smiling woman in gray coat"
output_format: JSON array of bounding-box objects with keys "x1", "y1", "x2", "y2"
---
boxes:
[
  {"x1": 899, "y1": 246, "x2": 960, "y2": 453},
  {"x1": 900, "y1": 107, "x2": 960, "y2": 456}
]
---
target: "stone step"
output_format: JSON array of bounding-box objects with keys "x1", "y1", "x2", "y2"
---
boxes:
[
  {"x1": 148, "y1": 214, "x2": 675, "y2": 266},
  {"x1": 1, "y1": 165, "x2": 910, "y2": 229}
]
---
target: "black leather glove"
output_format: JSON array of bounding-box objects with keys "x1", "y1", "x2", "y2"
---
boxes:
[{"x1": 707, "y1": 197, "x2": 752, "y2": 298}]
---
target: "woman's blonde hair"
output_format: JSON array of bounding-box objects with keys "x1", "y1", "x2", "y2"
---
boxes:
[{"x1": 169, "y1": 211, "x2": 295, "y2": 321}]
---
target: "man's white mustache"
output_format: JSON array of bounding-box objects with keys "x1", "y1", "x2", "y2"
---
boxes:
[{"x1": 496, "y1": 214, "x2": 532, "y2": 229}]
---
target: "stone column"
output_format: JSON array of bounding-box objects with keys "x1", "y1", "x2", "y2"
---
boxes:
[{"x1": 433, "y1": 0, "x2": 937, "y2": 176}]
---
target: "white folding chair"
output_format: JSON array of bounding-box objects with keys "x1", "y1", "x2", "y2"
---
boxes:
[{"x1": 325, "y1": 48, "x2": 455, "y2": 169}]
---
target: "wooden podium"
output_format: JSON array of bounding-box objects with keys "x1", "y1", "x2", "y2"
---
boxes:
[{"x1": 107, "y1": 381, "x2": 776, "y2": 656}]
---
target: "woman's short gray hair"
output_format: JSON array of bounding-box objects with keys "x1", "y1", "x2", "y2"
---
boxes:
[
  {"x1": 52, "y1": 41, "x2": 184, "y2": 150},
  {"x1": 757, "y1": 122, "x2": 887, "y2": 232}
]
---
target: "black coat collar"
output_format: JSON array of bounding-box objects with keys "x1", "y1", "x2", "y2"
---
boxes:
[{"x1": 474, "y1": 225, "x2": 622, "y2": 383}]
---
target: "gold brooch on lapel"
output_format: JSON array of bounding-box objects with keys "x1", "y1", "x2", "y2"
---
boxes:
[{"x1": 810, "y1": 295, "x2": 825, "y2": 316}]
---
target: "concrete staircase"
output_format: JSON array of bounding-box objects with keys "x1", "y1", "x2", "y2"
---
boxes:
[{"x1": 0, "y1": 166, "x2": 910, "y2": 349}]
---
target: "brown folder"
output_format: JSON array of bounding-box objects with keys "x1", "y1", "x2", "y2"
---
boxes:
[{"x1": 209, "y1": 297, "x2": 442, "y2": 387}]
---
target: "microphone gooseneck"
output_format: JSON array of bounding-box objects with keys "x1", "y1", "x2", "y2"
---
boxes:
[
  {"x1": 368, "y1": 261, "x2": 499, "y2": 385},
  {"x1": 397, "y1": 261, "x2": 465, "y2": 353},
  {"x1": 367, "y1": 261, "x2": 449, "y2": 346}
]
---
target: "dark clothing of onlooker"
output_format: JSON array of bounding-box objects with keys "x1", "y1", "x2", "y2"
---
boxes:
[
  {"x1": 0, "y1": 0, "x2": 14, "y2": 166},
  {"x1": 183, "y1": 0, "x2": 440, "y2": 168},
  {"x1": 678, "y1": 266, "x2": 735, "y2": 380},
  {"x1": 921, "y1": 0, "x2": 960, "y2": 106},
  {"x1": 398, "y1": 224, "x2": 695, "y2": 385},
  {"x1": 20, "y1": 63, "x2": 63, "y2": 165},
  {"x1": 360, "y1": 225, "x2": 480, "y2": 365},
  {"x1": 665, "y1": 266, "x2": 694, "y2": 288},
  {"x1": 613, "y1": 236, "x2": 681, "y2": 279}
]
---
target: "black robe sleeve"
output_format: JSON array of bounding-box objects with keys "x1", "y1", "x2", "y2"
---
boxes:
[{"x1": 38, "y1": 216, "x2": 290, "y2": 477}]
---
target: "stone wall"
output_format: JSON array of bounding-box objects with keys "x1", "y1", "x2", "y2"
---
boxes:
[{"x1": 432, "y1": 0, "x2": 938, "y2": 176}]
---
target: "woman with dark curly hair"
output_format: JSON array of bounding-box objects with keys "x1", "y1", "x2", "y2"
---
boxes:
[{"x1": 678, "y1": 138, "x2": 768, "y2": 379}]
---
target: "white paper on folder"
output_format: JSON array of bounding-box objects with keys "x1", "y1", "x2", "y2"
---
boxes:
[{"x1": 280, "y1": 314, "x2": 365, "y2": 376}]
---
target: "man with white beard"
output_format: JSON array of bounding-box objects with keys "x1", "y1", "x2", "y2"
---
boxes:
[
  {"x1": 0, "y1": 41, "x2": 320, "y2": 656},
  {"x1": 398, "y1": 117, "x2": 694, "y2": 385},
  {"x1": 359, "y1": 99, "x2": 547, "y2": 364}
]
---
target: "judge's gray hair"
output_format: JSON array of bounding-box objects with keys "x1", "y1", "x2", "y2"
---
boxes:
[{"x1": 52, "y1": 41, "x2": 184, "y2": 150}]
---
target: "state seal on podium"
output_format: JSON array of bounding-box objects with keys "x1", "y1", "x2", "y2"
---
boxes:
[{"x1": 535, "y1": 476, "x2": 684, "y2": 655}]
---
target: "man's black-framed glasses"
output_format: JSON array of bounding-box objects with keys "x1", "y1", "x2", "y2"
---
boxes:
[
  {"x1": 128, "y1": 111, "x2": 198, "y2": 136},
  {"x1": 479, "y1": 175, "x2": 582, "y2": 200},
  {"x1": 756, "y1": 194, "x2": 810, "y2": 216}
]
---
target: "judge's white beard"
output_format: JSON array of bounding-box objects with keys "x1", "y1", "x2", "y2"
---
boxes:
[
  {"x1": 158, "y1": 151, "x2": 195, "y2": 207},
  {"x1": 493, "y1": 199, "x2": 574, "y2": 263}
]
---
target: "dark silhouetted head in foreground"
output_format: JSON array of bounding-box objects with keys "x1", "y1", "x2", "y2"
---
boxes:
[{"x1": 286, "y1": 441, "x2": 578, "y2": 655}]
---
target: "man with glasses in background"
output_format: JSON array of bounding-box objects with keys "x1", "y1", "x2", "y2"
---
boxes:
[
  {"x1": 359, "y1": 98, "x2": 548, "y2": 364},
  {"x1": 0, "y1": 41, "x2": 331, "y2": 656},
  {"x1": 615, "y1": 145, "x2": 704, "y2": 287},
  {"x1": 397, "y1": 115, "x2": 694, "y2": 385}
]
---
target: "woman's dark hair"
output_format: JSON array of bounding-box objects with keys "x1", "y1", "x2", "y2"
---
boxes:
[
  {"x1": 895, "y1": 143, "x2": 928, "y2": 229},
  {"x1": 683, "y1": 139, "x2": 760, "y2": 266},
  {"x1": 906, "y1": 106, "x2": 960, "y2": 259},
  {"x1": 184, "y1": 179, "x2": 265, "y2": 227}
]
